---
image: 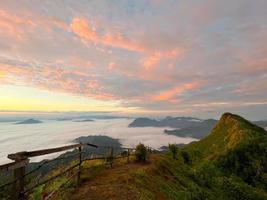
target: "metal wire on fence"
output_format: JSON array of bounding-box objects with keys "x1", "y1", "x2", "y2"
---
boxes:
[{"x1": 0, "y1": 143, "x2": 135, "y2": 200}]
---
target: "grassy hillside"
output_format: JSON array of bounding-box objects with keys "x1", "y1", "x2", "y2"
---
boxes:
[
  {"x1": 9, "y1": 113, "x2": 267, "y2": 200},
  {"x1": 133, "y1": 155, "x2": 267, "y2": 200},
  {"x1": 185, "y1": 112, "x2": 267, "y2": 161},
  {"x1": 129, "y1": 113, "x2": 267, "y2": 199},
  {"x1": 53, "y1": 153, "x2": 267, "y2": 200}
]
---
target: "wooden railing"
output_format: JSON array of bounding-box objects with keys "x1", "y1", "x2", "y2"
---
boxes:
[{"x1": 0, "y1": 143, "x2": 137, "y2": 200}]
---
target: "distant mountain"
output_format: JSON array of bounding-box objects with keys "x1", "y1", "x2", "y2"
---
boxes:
[
  {"x1": 253, "y1": 120, "x2": 267, "y2": 128},
  {"x1": 129, "y1": 116, "x2": 267, "y2": 140},
  {"x1": 0, "y1": 117, "x2": 31, "y2": 123},
  {"x1": 15, "y1": 118, "x2": 42, "y2": 124},
  {"x1": 74, "y1": 135, "x2": 121, "y2": 150},
  {"x1": 164, "y1": 119, "x2": 217, "y2": 139},
  {"x1": 73, "y1": 119, "x2": 94, "y2": 122},
  {"x1": 56, "y1": 118, "x2": 73, "y2": 121},
  {"x1": 27, "y1": 136, "x2": 121, "y2": 176},
  {"x1": 128, "y1": 117, "x2": 159, "y2": 127},
  {"x1": 129, "y1": 116, "x2": 203, "y2": 128}
]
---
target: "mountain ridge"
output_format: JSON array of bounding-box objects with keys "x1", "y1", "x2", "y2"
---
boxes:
[
  {"x1": 185, "y1": 112, "x2": 267, "y2": 161},
  {"x1": 129, "y1": 115, "x2": 267, "y2": 139},
  {"x1": 15, "y1": 118, "x2": 43, "y2": 124}
]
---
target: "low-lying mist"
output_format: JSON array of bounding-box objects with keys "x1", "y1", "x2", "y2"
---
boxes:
[{"x1": 0, "y1": 118, "x2": 197, "y2": 164}]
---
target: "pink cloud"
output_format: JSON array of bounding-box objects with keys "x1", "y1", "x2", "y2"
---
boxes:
[
  {"x1": 152, "y1": 82, "x2": 201, "y2": 102},
  {"x1": 108, "y1": 62, "x2": 116, "y2": 70},
  {"x1": 0, "y1": 63, "x2": 115, "y2": 101},
  {"x1": 70, "y1": 16, "x2": 189, "y2": 70},
  {"x1": 70, "y1": 16, "x2": 190, "y2": 78},
  {"x1": 0, "y1": 10, "x2": 32, "y2": 40},
  {"x1": 141, "y1": 52, "x2": 162, "y2": 70},
  {"x1": 141, "y1": 48, "x2": 187, "y2": 70},
  {"x1": 70, "y1": 17, "x2": 145, "y2": 52},
  {"x1": 0, "y1": 9, "x2": 68, "y2": 41}
]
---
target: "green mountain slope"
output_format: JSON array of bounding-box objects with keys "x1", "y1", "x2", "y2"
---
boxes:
[
  {"x1": 133, "y1": 155, "x2": 267, "y2": 200},
  {"x1": 132, "y1": 113, "x2": 267, "y2": 199},
  {"x1": 18, "y1": 113, "x2": 267, "y2": 200},
  {"x1": 185, "y1": 112, "x2": 267, "y2": 161}
]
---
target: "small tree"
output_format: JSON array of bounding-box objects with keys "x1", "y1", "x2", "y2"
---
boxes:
[
  {"x1": 181, "y1": 150, "x2": 191, "y2": 164},
  {"x1": 135, "y1": 143, "x2": 148, "y2": 163},
  {"x1": 169, "y1": 144, "x2": 178, "y2": 159}
]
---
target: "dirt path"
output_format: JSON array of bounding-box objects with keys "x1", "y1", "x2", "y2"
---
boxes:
[{"x1": 69, "y1": 161, "x2": 151, "y2": 200}]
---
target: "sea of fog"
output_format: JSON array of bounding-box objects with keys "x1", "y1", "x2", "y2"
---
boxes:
[{"x1": 0, "y1": 118, "x2": 197, "y2": 164}]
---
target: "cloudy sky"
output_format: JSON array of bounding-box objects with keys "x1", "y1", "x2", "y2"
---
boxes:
[{"x1": 0, "y1": 0, "x2": 266, "y2": 119}]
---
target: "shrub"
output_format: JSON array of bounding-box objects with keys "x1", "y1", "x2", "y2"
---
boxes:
[
  {"x1": 168, "y1": 144, "x2": 178, "y2": 159},
  {"x1": 135, "y1": 143, "x2": 148, "y2": 163},
  {"x1": 181, "y1": 150, "x2": 191, "y2": 164},
  {"x1": 193, "y1": 163, "x2": 220, "y2": 188}
]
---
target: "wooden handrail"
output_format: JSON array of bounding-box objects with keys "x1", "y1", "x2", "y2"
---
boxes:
[
  {"x1": 0, "y1": 159, "x2": 29, "y2": 172},
  {"x1": 7, "y1": 143, "x2": 98, "y2": 161}
]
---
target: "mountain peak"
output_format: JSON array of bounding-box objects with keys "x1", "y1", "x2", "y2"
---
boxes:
[
  {"x1": 217, "y1": 112, "x2": 266, "y2": 135},
  {"x1": 221, "y1": 112, "x2": 247, "y2": 122},
  {"x1": 186, "y1": 113, "x2": 266, "y2": 161}
]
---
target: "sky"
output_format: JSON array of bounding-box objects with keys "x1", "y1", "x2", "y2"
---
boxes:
[{"x1": 0, "y1": 0, "x2": 266, "y2": 119}]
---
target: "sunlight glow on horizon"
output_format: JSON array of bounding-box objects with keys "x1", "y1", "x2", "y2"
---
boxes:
[{"x1": 0, "y1": 85, "x2": 137, "y2": 113}]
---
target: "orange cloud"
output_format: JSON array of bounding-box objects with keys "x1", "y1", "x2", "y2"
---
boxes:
[
  {"x1": 71, "y1": 17, "x2": 189, "y2": 73},
  {"x1": 141, "y1": 48, "x2": 187, "y2": 70},
  {"x1": 0, "y1": 9, "x2": 68, "y2": 41},
  {"x1": 70, "y1": 17, "x2": 145, "y2": 52},
  {"x1": 152, "y1": 82, "x2": 201, "y2": 102},
  {"x1": 141, "y1": 52, "x2": 162, "y2": 70},
  {"x1": 108, "y1": 62, "x2": 116, "y2": 70},
  {"x1": 0, "y1": 10, "x2": 32, "y2": 40},
  {"x1": 0, "y1": 63, "x2": 115, "y2": 101}
]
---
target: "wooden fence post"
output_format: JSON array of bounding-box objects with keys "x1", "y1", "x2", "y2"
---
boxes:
[
  {"x1": 127, "y1": 148, "x2": 130, "y2": 163},
  {"x1": 11, "y1": 157, "x2": 28, "y2": 200},
  {"x1": 77, "y1": 146, "x2": 82, "y2": 185},
  {"x1": 110, "y1": 147, "x2": 114, "y2": 168}
]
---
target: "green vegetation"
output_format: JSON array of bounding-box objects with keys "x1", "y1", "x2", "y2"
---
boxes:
[
  {"x1": 185, "y1": 113, "x2": 267, "y2": 162},
  {"x1": 180, "y1": 150, "x2": 191, "y2": 164},
  {"x1": 135, "y1": 143, "x2": 148, "y2": 163},
  {"x1": 168, "y1": 144, "x2": 178, "y2": 159},
  {"x1": 217, "y1": 137, "x2": 267, "y2": 189}
]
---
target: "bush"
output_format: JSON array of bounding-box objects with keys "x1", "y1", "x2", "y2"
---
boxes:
[
  {"x1": 168, "y1": 144, "x2": 178, "y2": 159},
  {"x1": 193, "y1": 163, "x2": 220, "y2": 188},
  {"x1": 135, "y1": 143, "x2": 148, "y2": 163},
  {"x1": 181, "y1": 150, "x2": 191, "y2": 164}
]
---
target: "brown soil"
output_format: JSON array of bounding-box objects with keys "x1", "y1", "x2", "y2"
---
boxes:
[{"x1": 69, "y1": 160, "x2": 152, "y2": 200}]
